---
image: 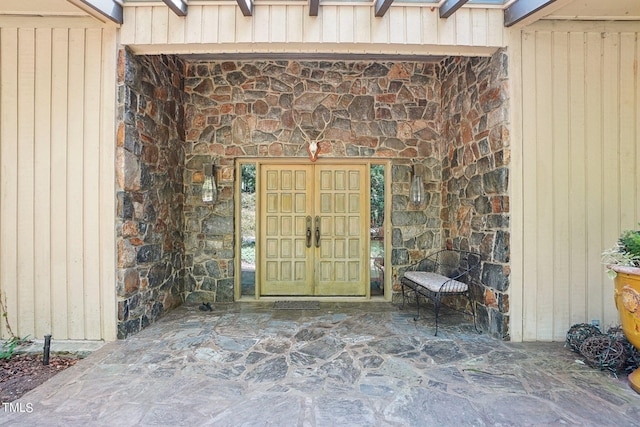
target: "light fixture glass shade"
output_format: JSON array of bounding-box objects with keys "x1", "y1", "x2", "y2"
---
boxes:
[
  {"x1": 410, "y1": 174, "x2": 424, "y2": 205},
  {"x1": 202, "y1": 165, "x2": 217, "y2": 205}
]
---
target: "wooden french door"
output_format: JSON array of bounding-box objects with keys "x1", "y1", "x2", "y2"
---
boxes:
[{"x1": 259, "y1": 163, "x2": 369, "y2": 297}]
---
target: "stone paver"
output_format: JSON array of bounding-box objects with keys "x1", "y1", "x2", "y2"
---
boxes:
[{"x1": 3, "y1": 302, "x2": 639, "y2": 426}]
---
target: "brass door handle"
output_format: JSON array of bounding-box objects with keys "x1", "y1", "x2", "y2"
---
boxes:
[
  {"x1": 314, "y1": 216, "x2": 320, "y2": 248},
  {"x1": 306, "y1": 216, "x2": 312, "y2": 248}
]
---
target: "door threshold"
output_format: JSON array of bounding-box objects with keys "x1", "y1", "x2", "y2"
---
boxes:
[{"x1": 237, "y1": 296, "x2": 390, "y2": 303}]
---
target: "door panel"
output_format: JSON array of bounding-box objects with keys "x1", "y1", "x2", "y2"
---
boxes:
[
  {"x1": 314, "y1": 165, "x2": 368, "y2": 296},
  {"x1": 260, "y1": 166, "x2": 314, "y2": 295},
  {"x1": 260, "y1": 163, "x2": 369, "y2": 297}
]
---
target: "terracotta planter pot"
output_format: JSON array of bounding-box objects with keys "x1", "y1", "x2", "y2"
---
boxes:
[{"x1": 612, "y1": 265, "x2": 640, "y2": 394}]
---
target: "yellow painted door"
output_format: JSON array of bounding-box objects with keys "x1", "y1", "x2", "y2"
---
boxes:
[
  {"x1": 260, "y1": 165, "x2": 314, "y2": 296},
  {"x1": 259, "y1": 164, "x2": 368, "y2": 297},
  {"x1": 314, "y1": 165, "x2": 368, "y2": 296}
]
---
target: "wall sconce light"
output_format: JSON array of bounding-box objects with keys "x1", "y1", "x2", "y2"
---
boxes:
[
  {"x1": 202, "y1": 163, "x2": 217, "y2": 205},
  {"x1": 410, "y1": 164, "x2": 424, "y2": 206}
]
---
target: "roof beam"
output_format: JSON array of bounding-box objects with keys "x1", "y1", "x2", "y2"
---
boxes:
[
  {"x1": 237, "y1": 0, "x2": 253, "y2": 16},
  {"x1": 309, "y1": 0, "x2": 320, "y2": 16},
  {"x1": 374, "y1": 0, "x2": 394, "y2": 17},
  {"x1": 68, "y1": 0, "x2": 123, "y2": 24},
  {"x1": 439, "y1": 0, "x2": 469, "y2": 19},
  {"x1": 504, "y1": 0, "x2": 555, "y2": 27},
  {"x1": 162, "y1": 0, "x2": 187, "y2": 17}
]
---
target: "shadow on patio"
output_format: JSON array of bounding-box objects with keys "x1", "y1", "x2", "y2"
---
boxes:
[{"x1": 4, "y1": 302, "x2": 639, "y2": 426}]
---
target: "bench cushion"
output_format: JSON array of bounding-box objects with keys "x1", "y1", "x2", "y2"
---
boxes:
[{"x1": 403, "y1": 271, "x2": 468, "y2": 293}]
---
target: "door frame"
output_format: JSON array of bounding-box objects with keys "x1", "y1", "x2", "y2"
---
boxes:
[{"x1": 234, "y1": 157, "x2": 392, "y2": 302}]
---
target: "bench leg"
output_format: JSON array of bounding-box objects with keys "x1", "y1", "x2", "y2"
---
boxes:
[
  {"x1": 433, "y1": 294, "x2": 441, "y2": 336},
  {"x1": 413, "y1": 291, "x2": 421, "y2": 322},
  {"x1": 468, "y1": 291, "x2": 480, "y2": 334}
]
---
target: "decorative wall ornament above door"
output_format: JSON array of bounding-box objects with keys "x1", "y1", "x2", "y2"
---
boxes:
[
  {"x1": 294, "y1": 104, "x2": 331, "y2": 163},
  {"x1": 307, "y1": 141, "x2": 320, "y2": 162}
]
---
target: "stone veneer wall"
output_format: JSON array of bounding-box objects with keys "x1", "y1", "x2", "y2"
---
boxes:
[
  {"x1": 439, "y1": 50, "x2": 510, "y2": 339},
  {"x1": 181, "y1": 61, "x2": 445, "y2": 303},
  {"x1": 115, "y1": 50, "x2": 186, "y2": 338},
  {"x1": 114, "y1": 53, "x2": 511, "y2": 339}
]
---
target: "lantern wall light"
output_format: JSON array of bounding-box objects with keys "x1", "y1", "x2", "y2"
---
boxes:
[
  {"x1": 202, "y1": 163, "x2": 218, "y2": 205},
  {"x1": 410, "y1": 164, "x2": 424, "y2": 206}
]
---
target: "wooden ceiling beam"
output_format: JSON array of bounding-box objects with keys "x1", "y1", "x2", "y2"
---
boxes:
[
  {"x1": 439, "y1": 0, "x2": 470, "y2": 19},
  {"x1": 309, "y1": 0, "x2": 320, "y2": 16},
  {"x1": 68, "y1": 0, "x2": 123, "y2": 24},
  {"x1": 374, "y1": 0, "x2": 394, "y2": 17},
  {"x1": 162, "y1": 0, "x2": 187, "y2": 17},
  {"x1": 504, "y1": 0, "x2": 556, "y2": 27},
  {"x1": 237, "y1": 0, "x2": 254, "y2": 16}
]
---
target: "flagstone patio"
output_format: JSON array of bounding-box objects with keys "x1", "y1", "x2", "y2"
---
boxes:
[{"x1": 3, "y1": 302, "x2": 639, "y2": 426}]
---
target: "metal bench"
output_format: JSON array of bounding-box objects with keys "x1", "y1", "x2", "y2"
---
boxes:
[{"x1": 401, "y1": 249, "x2": 481, "y2": 336}]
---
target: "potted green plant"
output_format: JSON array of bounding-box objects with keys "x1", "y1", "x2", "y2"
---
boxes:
[{"x1": 602, "y1": 225, "x2": 640, "y2": 393}]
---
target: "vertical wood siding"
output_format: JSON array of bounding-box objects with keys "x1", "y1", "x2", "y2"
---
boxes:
[
  {"x1": 512, "y1": 22, "x2": 640, "y2": 341},
  {"x1": 120, "y1": 4, "x2": 505, "y2": 54},
  {"x1": 0, "y1": 21, "x2": 118, "y2": 341}
]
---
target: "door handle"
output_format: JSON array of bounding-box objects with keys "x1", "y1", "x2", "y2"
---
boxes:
[
  {"x1": 314, "y1": 216, "x2": 321, "y2": 248},
  {"x1": 306, "y1": 216, "x2": 312, "y2": 248}
]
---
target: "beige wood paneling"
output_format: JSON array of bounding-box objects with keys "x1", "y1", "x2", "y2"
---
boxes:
[
  {"x1": 67, "y1": 27, "x2": 86, "y2": 339},
  {"x1": 50, "y1": 27, "x2": 70, "y2": 339},
  {"x1": 17, "y1": 28, "x2": 37, "y2": 337},
  {"x1": 511, "y1": 21, "x2": 640, "y2": 341},
  {"x1": 83, "y1": 28, "x2": 104, "y2": 340},
  {"x1": 120, "y1": 4, "x2": 504, "y2": 56},
  {"x1": 34, "y1": 27, "x2": 53, "y2": 338},
  {"x1": 0, "y1": 21, "x2": 117, "y2": 341},
  {"x1": 1, "y1": 27, "x2": 20, "y2": 342},
  {"x1": 549, "y1": 0, "x2": 640, "y2": 20},
  {"x1": 99, "y1": 26, "x2": 118, "y2": 344},
  {"x1": 506, "y1": 27, "x2": 525, "y2": 342},
  {"x1": 550, "y1": 31, "x2": 571, "y2": 339}
]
